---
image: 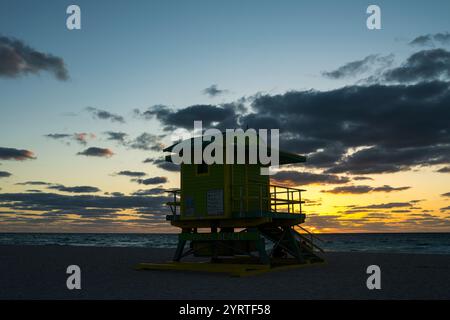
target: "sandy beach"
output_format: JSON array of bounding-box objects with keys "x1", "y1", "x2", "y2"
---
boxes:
[{"x1": 0, "y1": 245, "x2": 449, "y2": 300}]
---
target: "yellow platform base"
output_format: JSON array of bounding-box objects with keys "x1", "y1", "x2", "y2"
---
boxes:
[{"x1": 136, "y1": 260, "x2": 325, "y2": 277}]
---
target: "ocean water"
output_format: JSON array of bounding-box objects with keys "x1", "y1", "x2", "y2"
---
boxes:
[{"x1": 0, "y1": 232, "x2": 450, "y2": 254}]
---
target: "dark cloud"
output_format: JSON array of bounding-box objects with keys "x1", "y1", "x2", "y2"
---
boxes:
[
  {"x1": 303, "y1": 143, "x2": 346, "y2": 168},
  {"x1": 326, "y1": 145, "x2": 450, "y2": 174},
  {"x1": 103, "y1": 131, "x2": 165, "y2": 152},
  {"x1": 85, "y1": 107, "x2": 125, "y2": 123},
  {"x1": 382, "y1": 49, "x2": 450, "y2": 83},
  {"x1": 77, "y1": 147, "x2": 113, "y2": 157},
  {"x1": 44, "y1": 133, "x2": 71, "y2": 140},
  {"x1": 143, "y1": 157, "x2": 180, "y2": 172},
  {"x1": 0, "y1": 192, "x2": 170, "y2": 216},
  {"x1": 0, "y1": 171, "x2": 11, "y2": 178},
  {"x1": 242, "y1": 80, "x2": 450, "y2": 173},
  {"x1": 441, "y1": 206, "x2": 450, "y2": 212},
  {"x1": 323, "y1": 54, "x2": 394, "y2": 79},
  {"x1": 322, "y1": 185, "x2": 410, "y2": 194},
  {"x1": 16, "y1": 181, "x2": 100, "y2": 194},
  {"x1": 135, "y1": 103, "x2": 241, "y2": 130},
  {"x1": 437, "y1": 166, "x2": 450, "y2": 173},
  {"x1": 133, "y1": 176, "x2": 168, "y2": 185},
  {"x1": 372, "y1": 185, "x2": 410, "y2": 192},
  {"x1": 128, "y1": 133, "x2": 165, "y2": 151},
  {"x1": 352, "y1": 176, "x2": 373, "y2": 181},
  {"x1": 0, "y1": 35, "x2": 69, "y2": 80},
  {"x1": 16, "y1": 181, "x2": 52, "y2": 186},
  {"x1": 45, "y1": 133, "x2": 95, "y2": 145},
  {"x1": 48, "y1": 185, "x2": 100, "y2": 193},
  {"x1": 116, "y1": 170, "x2": 147, "y2": 177},
  {"x1": 202, "y1": 84, "x2": 229, "y2": 97},
  {"x1": 105, "y1": 192, "x2": 125, "y2": 197},
  {"x1": 409, "y1": 35, "x2": 433, "y2": 47},
  {"x1": 131, "y1": 187, "x2": 166, "y2": 196},
  {"x1": 410, "y1": 32, "x2": 450, "y2": 46},
  {"x1": 321, "y1": 185, "x2": 373, "y2": 194},
  {"x1": 153, "y1": 78, "x2": 450, "y2": 176},
  {"x1": 441, "y1": 192, "x2": 450, "y2": 198},
  {"x1": 104, "y1": 131, "x2": 128, "y2": 143},
  {"x1": 0, "y1": 147, "x2": 35, "y2": 160},
  {"x1": 272, "y1": 171, "x2": 350, "y2": 186},
  {"x1": 144, "y1": 52, "x2": 450, "y2": 176},
  {"x1": 357, "y1": 202, "x2": 412, "y2": 209}
]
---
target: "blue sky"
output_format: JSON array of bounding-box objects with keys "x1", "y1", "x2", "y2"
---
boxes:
[{"x1": 2, "y1": 0, "x2": 449, "y2": 151}]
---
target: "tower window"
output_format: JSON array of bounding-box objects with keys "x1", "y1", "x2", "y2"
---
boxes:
[{"x1": 197, "y1": 163, "x2": 209, "y2": 175}]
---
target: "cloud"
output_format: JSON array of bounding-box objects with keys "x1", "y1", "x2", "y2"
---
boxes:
[
  {"x1": 326, "y1": 145, "x2": 450, "y2": 174},
  {"x1": 357, "y1": 202, "x2": 412, "y2": 209},
  {"x1": 85, "y1": 107, "x2": 125, "y2": 123},
  {"x1": 104, "y1": 132, "x2": 164, "y2": 152},
  {"x1": 272, "y1": 171, "x2": 350, "y2": 186},
  {"x1": 372, "y1": 185, "x2": 410, "y2": 192},
  {"x1": 0, "y1": 192, "x2": 170, "y2": 216},
  {"x1": 135, "y1": 103, "x2": 241, "y2": 130},
  {"x1": 322, "y1": 185, "x2": 410, "y2": 194},
  {"x1": 104, "y1": 192, "x2": 125, "y2": 197},
  {"x1": 373, "y1": 185, "x2": 411, "y2": 192},
  {"x1": 133, "y1": 176, "x2": 168, "y2": 185},
  {"x1": 0, "y1": 171, "x2": 12, "y2": 178},
  {"x1": 143, "y1": 157, "x2": 180, "y2": 172},
  {"x1": 77, "y1": 147, "x2": 113, "y2": 157},
  {"x1": 47, "y1": 185, "x2": 100, "y2": 193},
  {"x1": 437, "y1": 166, "x2": 450, "y2": 173},
  {"x1": 131, "y1": 187, "x2": 166, "y2": 196},
  {"x1": 116, "y1": 170, "x2": 147, "y2": 177},
  {"x1": 104, "y1": 131, "x2": 128, "y2": 143},
  {"x1": 410, "y1": 32, "x2": 450, "y2": 46},
  {"x1": 202, "y1": 84, "x2": 229, "y2": 97},
  {"x1": 74, "y1": 133, "x2": 95, "y2": 145},
  {"x1": 16, "y1": 181, "x2": 52, "y2": 186},
  {"x1": 0, "y1": 35, "x2": 69, "y2": 80},
  {"x1": 15, "y1": 181, "x2": 100, "y2": 193},
  {"x1": 323, "y1": 54, "x2": 394, "y2": 79},
  {"x1": 441, "y1": 192, "x2": 450, "y2": 197},
  {"x1": 409, "y1": 35, "x2": 433, "y2": 47},
  {"x1": 143, "y1": 52, "x2": 450, "y2": 176},
  {"x1": 128, "y1": 133, "x2": 165, "y2": 151},
  {"x1": 45, "y1": 133, "x2": 95, "y2": 145},
  {"x1": 441, "y1": 206, "x2": 450, "y2": 212},
  {"x1": 352, "y1": 176, "x2": 373, "y2": 181},
  {"x1": 242, "y1": 80, "x2": 450, "y2": 174},
  {"x1": 44, "y1": 133, "x2": 71, "y2": 140},
  {"x1": 0, "y1": 147, "x2": 35, "y2": 160},
  {"x1": 321, "y1": 185, "x2": 373, "y2": 194},
  {"x1": 381, "y1": 49, "x2": 450, "y2": 83}
]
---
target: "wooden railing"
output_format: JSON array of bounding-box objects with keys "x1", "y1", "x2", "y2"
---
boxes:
[
  {"x1": 231, "y1": 182, "x2": 306, "y2": 215},
  {"x1": 293, "y1": 224, "x2": 325, "y2": 253},
  {"x1": 166, "y1": 189, "x2": 181, "y2": 215},
  {"x1": 270, "y1": 184, "x2": 306, "y2": 214},
  {"x1": 166, "y1": 184, "x2": 306, "y2": 216}
]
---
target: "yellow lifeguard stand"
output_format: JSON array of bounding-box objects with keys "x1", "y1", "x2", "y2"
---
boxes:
[{"x1": 137, "y1": 133, "x2": 324, "y2": 276}]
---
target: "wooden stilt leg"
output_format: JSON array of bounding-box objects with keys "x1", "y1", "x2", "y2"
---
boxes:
[{"x1": 173, "y1": 239, "x2": 186, "y2": 262}]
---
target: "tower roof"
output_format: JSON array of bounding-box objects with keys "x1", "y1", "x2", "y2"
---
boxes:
[{"x1": 163, "y1": 134, "x2": 306, "y2": 165}]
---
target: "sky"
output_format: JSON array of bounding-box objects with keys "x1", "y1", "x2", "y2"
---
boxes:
[{"x1": 1, "y1": 0, "x2": 450, "y2": 233}]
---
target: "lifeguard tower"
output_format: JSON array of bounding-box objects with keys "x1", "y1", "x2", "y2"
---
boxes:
[{"x1": 137, "y1": 132, "x2": 324, "y2": 276}]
